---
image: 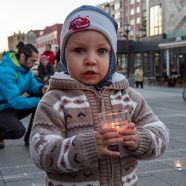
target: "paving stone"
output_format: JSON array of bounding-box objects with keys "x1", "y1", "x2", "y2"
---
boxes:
[
  {"x1": 151, "y1": 169, "x2": 186, "y2": 186},
  {"x1": 5, "y1": 179, "x2": 44, "y2": 186},
  {"x1": 138, "y1": 175, "x2": 171, "y2": 186}
]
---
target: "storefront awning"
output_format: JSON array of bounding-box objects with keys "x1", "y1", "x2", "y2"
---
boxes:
[{"x1": 159, "y1": 40, "x2": 186, "y2": 49}]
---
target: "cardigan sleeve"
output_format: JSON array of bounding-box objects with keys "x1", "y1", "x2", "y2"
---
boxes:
[{"x1": 123, "y1": 88, "x2": 169, "y2": 160}]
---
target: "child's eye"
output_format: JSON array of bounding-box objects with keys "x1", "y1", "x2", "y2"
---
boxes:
[
  {"x1": 74, "y1": 48, "x2": 85, "y2": 54},
  {"x1": 97, "y1": 48, "x2": 108, "y2": 55}
]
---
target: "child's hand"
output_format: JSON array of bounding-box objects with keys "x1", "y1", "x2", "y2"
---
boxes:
[
  {"x1": 96, "y1": 127, "x2": 123, "y2": 157},
  {"x1": 118, "y1": 122, "x2": 140, "y2": 151}
]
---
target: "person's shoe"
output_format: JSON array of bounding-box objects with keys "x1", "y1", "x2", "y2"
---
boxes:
[{"x1": 0, "y1": 139, "x2": 5, "y2": 149}]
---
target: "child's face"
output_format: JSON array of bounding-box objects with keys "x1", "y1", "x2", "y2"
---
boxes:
[
  {"x1": 41, "y1": 59, "x2": 48, "y2": 66},
  {"x1": 65, "y1": 30, "x2": 111, "y2": 85}
]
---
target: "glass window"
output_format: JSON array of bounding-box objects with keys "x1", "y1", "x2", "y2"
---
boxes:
[
  {"x1": 154, "y1": 52, "x2": 160, "y2": 76},
  {"x1": 130, "y1": 9, "x2": 134, "y2": 15},
  {"x1": 143, "y1": 52, "x2": 151, "y2": 77},
  {"x1": 130, "y1": 0, "x2": 134, "y2": 4},
  {"x1": 135, "y1": 53, "x2": 142, "y2": 68},
  {"x1": 114, "y1": 2, "x2": 120, "y2": 10},
  {"x1": 130, "y1": 19, "x2": 134, "y2": 25},
  {"x1": 136, "y1": 17, "x2": 140, "y2": 24},
  {"x1": 150, "y1": 5, "x2": 162, "y2": 36},
  {"x1": 136, "y1": 6, "x2": 140, "y2": 13},
  {"x1": 117, "y1": 54, "x2": 127, "y2": 75},
  {"x1": 115, "y1": 12, "x2": 120, "y2": 19}
]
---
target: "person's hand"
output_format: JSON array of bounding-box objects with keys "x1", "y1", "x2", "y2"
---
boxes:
[
  {"x1": 41, "y1": 85, "x2": 48, "y2": 95},
  {"x1": 96, "y1": 127, "x2": 123, "y2": 157},
  {"x1": 118, "y1": 122, "x2": 140, "y2": 151},
  {"x1": 43, "y1": 76, "x2": 48, "y2": 82}
]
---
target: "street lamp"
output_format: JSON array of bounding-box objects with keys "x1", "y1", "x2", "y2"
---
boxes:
[{"x1": 124, "y1": 23, "x2": 131, "y2": 77}]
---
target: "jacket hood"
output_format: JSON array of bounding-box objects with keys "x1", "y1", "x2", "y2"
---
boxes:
[
  {"x1": 0, "y1": 51, "x2": 28, "y2": 73},
  {"x1": 48, "y1": 72, "x2": 129, "y2": 91}
]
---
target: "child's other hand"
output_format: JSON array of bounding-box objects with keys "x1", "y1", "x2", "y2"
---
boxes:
[
  {"x1": 118, "y1": 122, "x2": 140, "y2": 151},
  {"x1": 96, "y1": 127, "x2": 123, "y2": 157}
]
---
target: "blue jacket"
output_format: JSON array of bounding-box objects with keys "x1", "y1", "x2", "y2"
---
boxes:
[{"x1": 0, "y1": 51, "x2": 43, "y2": 111}]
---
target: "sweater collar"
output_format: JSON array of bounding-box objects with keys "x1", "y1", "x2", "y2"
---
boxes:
[{"x1": 48, "y1": 72, "x2": 129, "y2": 91}]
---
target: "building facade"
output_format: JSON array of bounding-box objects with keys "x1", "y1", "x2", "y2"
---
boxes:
[
  {"x1": 98, "y1": 0, "x2": 146, "y2": 40},
  {"x1": 36, "y1": 23, "x2": 63, "y2": 53},
  {"x1": 8, "y1": 30, "x2": 39, "y2": 51},
  {"x1": 144, "y1": 0, "x2": 186, "y2": 78},
  {"x1": 98, "y1": 0, "x2": 186, "y2": 80}
]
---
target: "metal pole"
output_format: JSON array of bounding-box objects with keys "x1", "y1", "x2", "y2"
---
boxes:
[{"x1": 126, "y1": 33, "x2": 130, "y2": 77}]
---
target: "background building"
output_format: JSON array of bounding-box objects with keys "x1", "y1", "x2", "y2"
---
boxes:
[
  {"x1": 36, "y1": 23, "x2": 63, "y2": 53},
  {"x1": 98, "y1": 0, "x2": 146, "y2": 40},
  {"x1": 144, "y1": 0, "x2": 186, "y2": 78},
  {"x1": 8, "y1": 30, "x2": 40, "y2": 51}
]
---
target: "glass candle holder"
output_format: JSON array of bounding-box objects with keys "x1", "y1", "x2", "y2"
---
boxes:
[
  {"x1": 174, "y1": 160, "x2": 183, "y2": 171},
  {"x1": 97, "y1": 110, "x2": 130, "y2": 153},
  {"x1": 98, "y1": 110, "x2": 130, "y2": 130}
]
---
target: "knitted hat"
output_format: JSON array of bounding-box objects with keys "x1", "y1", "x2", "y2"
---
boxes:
[
  {"x1": 39, "y1": 55, "x2": 48, "y2": 63},
  {"x1": 60, "y1": 5, "x2": 118, "y2": 87}
]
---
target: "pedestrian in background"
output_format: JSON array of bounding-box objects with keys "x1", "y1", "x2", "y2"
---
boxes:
[
  {"x1": 37, "y1": 55, "x2": 54, "y2": 83},
  {"x1": 55, "y1": 47, "x2": 64, "y2": 72},
  {"x1": 30, "y1": 5, "x2": 169, "y2": 186},
  {"x1": 0, "y1": 43, "x2": 48, "y2": 149},
  {"x1": 134, "y1": 65, "x2": 144, "y2": 88},
  {"x1": 41, "y1": 44, "x2": 55, "y2": 67}
]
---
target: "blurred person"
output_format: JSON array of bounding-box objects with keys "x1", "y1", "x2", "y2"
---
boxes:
[
  {"x1": 41, "y1": 44, "x2": 55, "y2": 67},
  {"x1": 0, "y1": 43, "x2": 48, "y2": 149},
  {"x1": 30, "y1": 5, "x2": 169, "y2": 186},
  {"x1": 168, "y1": 66, "x2": 179, "y2": 87},
  {"x1": 162, "y1": 68, "x2": 169, "y2": 82},
  {"x1": 55, "y1": 48, "x2": 64, "y2": 72},
  {"x1": 37, "y1": 55, "x2": 54, "y2": 83},
  {"x1": 134, "y1": 65, "x2": 144, "y2": 88}
]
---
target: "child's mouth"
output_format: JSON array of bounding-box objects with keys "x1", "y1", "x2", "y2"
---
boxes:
[{"x1": 83, "y1": 71, "x2": 96, "y2": 75}]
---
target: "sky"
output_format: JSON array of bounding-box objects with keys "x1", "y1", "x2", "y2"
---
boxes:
[{"x1": 0, "y1": 0, "x2": 109, "y2": 52}]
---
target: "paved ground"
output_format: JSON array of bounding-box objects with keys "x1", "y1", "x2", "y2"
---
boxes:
[{"x1": 0, "y1": 85, "x2": 186, "y2": 186}]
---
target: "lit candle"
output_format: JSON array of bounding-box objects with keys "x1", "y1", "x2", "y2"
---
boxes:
[{"x1": 175, "y1": 160, "x2": 183, "y2": 171}]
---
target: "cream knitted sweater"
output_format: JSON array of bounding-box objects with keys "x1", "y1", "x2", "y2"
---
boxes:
[{"x1": 30, "y1": 72, "x2": 169, "y2": 186}]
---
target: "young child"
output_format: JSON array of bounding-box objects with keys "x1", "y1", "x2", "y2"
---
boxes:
[
  {"x1": 30, "y1": 5, "x2": 169, "y2": 186},
  {"x1": 37, "y1": 55, "x2": 54, "y2": 83}
]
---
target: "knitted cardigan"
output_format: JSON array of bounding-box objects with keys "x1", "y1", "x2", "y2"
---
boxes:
[{"x1": 30, "y1": 72, "x2": 169, "y2": 186}]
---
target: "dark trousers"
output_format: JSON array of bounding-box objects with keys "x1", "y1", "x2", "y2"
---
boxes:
[
  {"x1": 0, "y1": 108, "x2": 36, "y2": 142},
  {"x1": 136, "y1": 81, "x2": 143, "y2": 88}
]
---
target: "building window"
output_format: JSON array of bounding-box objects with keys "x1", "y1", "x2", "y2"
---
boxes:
[
  {"x1": 136, "y1": 6, "x2": 140, "y2": 13},
  {"x1": 130, "y1": 0, "x2": 134, "y2": 4},
  {"x1": 130, "y1": 9, "x2": 134, "y2": 15},
  {"x1": 136, "y1": 17, "x2": 140, "y2": 24},
  {"x1": 114, "y1": 2, "x2": 120, "y2": 10},
  {"x1": 150, "y1": 5, "x2": 162, "y2": 36},
  {"x1": 115, "y1": 12, "x2": 120, "y2": 19},
  {"x1": 130, "y1": 30, "x2": 134, "y2": 36},
  {"x1": 130, "y1": 19, "x2": 134, "y2": 25}
]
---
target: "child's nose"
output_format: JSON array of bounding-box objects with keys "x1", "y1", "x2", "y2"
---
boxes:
[{"x1": 84, "y1": 52, "x2": 97, "y2": 65}]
